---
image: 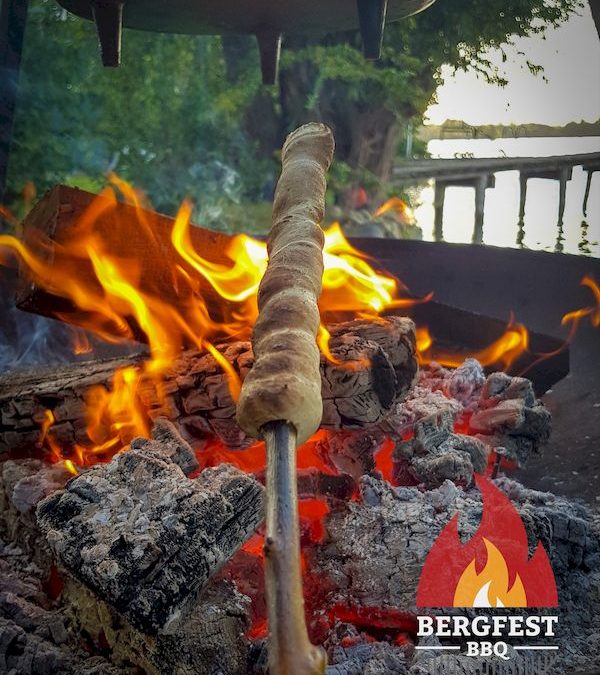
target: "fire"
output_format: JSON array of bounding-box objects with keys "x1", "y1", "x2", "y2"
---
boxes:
[
  {"x1": 72, "y1": 328, "x2": 92, "y2": 355},
  {"x1": 63, "y1": 459, "x2": 78, "y2": 476},
  {"x1": 171, "y1": 198, "x2": 266, "y2": 306},
  {"x1": 321, "y1": 223, "x2": 403, "y2": 314},
  {"x1": 3, "y1": 177, "x2": 584, "y2": 471},
  {"x1": 562, "y1": 275, "x2": 600, "y2": 328},
  {"x1": 417, "y1": 319, "x2": 529, "y2": 370},
  {"x1": 453, "y1": 537, "x2": 527, "y2": 607},
  {"x1": 1, "y1": 177, "x2": 429, "y2": 464},
  {"x1": 37, "y1": 409, "x2": 55, "y2": 448},
  {"x1": 417, "y1": 475, "x2": 557, "y2": 608},
  {"x1": 415, "y1": 327, "x2": 433, "y2": 355},
  {"x1": 373, "y1": 197, "x2": 416, "y2": 225},
  {"x1": 84, "y1": 366, "x2": 150, "y2": 453}
]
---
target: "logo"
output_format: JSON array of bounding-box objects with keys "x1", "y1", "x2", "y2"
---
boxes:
[
  {"x1": 417, "y1": 474, "x2": 557, "y2": 608},
  {"x1": 415, "y1": 475, "x2": 559, "y2": 669}
]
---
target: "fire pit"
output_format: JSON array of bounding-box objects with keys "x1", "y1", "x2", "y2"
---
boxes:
[{"x1": 1, "y1": 126, "x2": 599, "y2": 675}]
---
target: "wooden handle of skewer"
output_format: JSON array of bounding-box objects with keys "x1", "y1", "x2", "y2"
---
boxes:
[
  {"x1": 236, "y1": 122, "x2": 335, "y2": 446},
  {"x1": 263, "y1": 422, "x2": 326, "y2": 675}
]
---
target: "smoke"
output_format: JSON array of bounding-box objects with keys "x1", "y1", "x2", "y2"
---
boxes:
[
  {"x1": 0, "y1": 302, "x2": 138, "y2": 374},
  {"x1": 0, "y1": 269, "x2": 137, "y2": 373}
]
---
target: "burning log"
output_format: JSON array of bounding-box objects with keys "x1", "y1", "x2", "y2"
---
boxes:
[
  {"x1": 0, "y1": 316, "x2": 416, "y2": 456},
  {"x1": 36, "y1": 434, "x2": 264, "y2": 635},
  {"x1": 14, "y1": 184, "x2": 232, "y2": 331}
]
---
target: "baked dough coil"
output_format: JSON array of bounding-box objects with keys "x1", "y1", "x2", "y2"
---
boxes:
[{"x1": 236, "y1": 123, "x2": 335, "y2": 445}]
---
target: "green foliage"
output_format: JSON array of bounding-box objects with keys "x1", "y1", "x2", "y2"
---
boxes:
[
  {"x1": 8, "y1": 1, "x2": 263, "y2": 220},
  {"x1": 6, "y1": 0, "x2": 580, "y2": 224}
]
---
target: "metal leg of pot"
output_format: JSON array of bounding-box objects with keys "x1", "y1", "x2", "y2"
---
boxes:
[
  {"x1": 357, "y1": 0, "x2": 388, "y2": 59},
  {"x1": 90, "y1": 0, "x2": 123, "y2": 67},
  {"x1": 256, "y1": 32, "x2": 282, "y2": 86}
]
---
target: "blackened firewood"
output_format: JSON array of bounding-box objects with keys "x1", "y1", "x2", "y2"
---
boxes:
[
  {"x1": 0, "y1": 459, "x2": 70, "y2": 575},
  {"x1": 0, "y1": 557, "x2": 126, "y2": 675},
  {"x1": 130, "y1": 416, "x2": 198, "y2": 475},
  {"x1": 394, "y1": 410, "x2": 490, "y2": 488},
  {"x1": 36, "y1": 447, "x2": 264, "y2": 634},
  {"x1": 0, "y1": 317, "x2": 417, "y2": 455},
  {"x1": 386, "y1": 367, "x2": 552, "y2": 479},
  {"x1": 62, "y1": 575, "x2": 252, "y2": 675}
]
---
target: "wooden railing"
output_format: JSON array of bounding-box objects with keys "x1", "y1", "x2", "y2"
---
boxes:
[{"x1": 392, "y1": 152, "x2": 600, "y2": 245}]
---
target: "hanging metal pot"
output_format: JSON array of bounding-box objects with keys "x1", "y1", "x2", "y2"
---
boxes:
[{"x1": 56, "y1": 0, "x2": 436, "y2": 82}]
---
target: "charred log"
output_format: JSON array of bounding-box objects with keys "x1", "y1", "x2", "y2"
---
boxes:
[
  {"x1": 0, "y1": 556, "x2": 125, "y2": 675},
  {"x1": 14, "y1": 185, "x2": 233, "y2": 333},
  {"x1": 0, "y1": 316, "x2": 417, "y2": 455},
  {"x1": 36, "y1": 443, "x2": 264, "y2": 635},
  {"x1": 394, "y1": 409, "x2": 489, "y2": 488},
  {"x1": 0, "y1": 459, "x2": 70, "y2": 574},
  {"x1": 386, "y1": 363, "x2": 552, "y2": 487},
  {"x1": 61, "y1": 576, "x2": 252, "y2": 675}
]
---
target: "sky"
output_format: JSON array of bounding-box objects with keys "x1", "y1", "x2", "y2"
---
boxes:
[{"x1": 425, "y1": 2, "x2": 600, "y2": 126}]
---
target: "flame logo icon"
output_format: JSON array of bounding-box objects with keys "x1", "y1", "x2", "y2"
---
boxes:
[{"x1": 417, "y1": 475, "x2": 558, "y2": 608}]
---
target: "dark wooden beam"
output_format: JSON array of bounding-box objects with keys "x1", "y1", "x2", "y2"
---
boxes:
[{"x1": 0, "y1": 0, "x2": 29, "y2": 214}]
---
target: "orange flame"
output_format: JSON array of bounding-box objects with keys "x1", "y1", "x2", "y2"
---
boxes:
[
  {"x1": 6, "y1": 178, "x2": 574, "y2": 470},
  {"x1": 417, "y1": 319, "x2": 529, "y2": 370},
  {"x1": 373, "y1": 197, "x2": 416, "y2": 224},
  {"x1": 84, "y1": 366, "x2": 150, "y2": 453},
  {"x1": 63, "y1": 459, "x2": 78, "y2": 476},
  {"x1": 562, "y1": 275, "x2": 600, "y2": 328},
  {"x1": 37, "y1": 409, "x2": 55, "y2": 448},
  {"x1": 0, "y1": 205, "x2": 18, "y2": 227},
  {"x1": 2, "y1": 177, "x2": 427, "y2": 465},
  {"x1": 415, "y1": 327, "x2": 433, "y2": 355},
  {"x1": 453, "y1": 538, "x2": 527, "y2": 607},
  {"x1": 72, "y1": 328, "x2": 92, "y2": 355}
]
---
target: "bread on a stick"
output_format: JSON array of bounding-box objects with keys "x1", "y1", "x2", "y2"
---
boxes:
[{"x1": 236, "y1": 123, "x2": 334, "y2": 445}]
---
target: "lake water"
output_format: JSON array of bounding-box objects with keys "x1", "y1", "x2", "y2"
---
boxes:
[{"x1": 411, "y1": 137, "x2": 600, "y2": 257}]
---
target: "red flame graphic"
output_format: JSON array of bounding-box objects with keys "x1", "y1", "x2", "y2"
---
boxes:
[{"x1": 416, "y1": 475, "x2": 558, "y2": 608}]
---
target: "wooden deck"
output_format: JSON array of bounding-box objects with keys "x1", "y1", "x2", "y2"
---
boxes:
[
  {"x1": 392, "y1": 152, "x2": 600, "y2": 244},
  {"x1": 393, "y1": 152, "x2": 600, "y2": 182}
]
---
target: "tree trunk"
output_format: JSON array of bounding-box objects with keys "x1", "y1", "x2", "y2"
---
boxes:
[{"x1": 347, "y1": 106, "x2": 400, "y2": 182}]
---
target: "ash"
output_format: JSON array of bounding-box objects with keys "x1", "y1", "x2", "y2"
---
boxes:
[
  {"x1": 0, "y1": 358, "x2": 597, "y2": 675},
  {"x1": 318, "y1": 476, "x2": 599, "y2": 675}
]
